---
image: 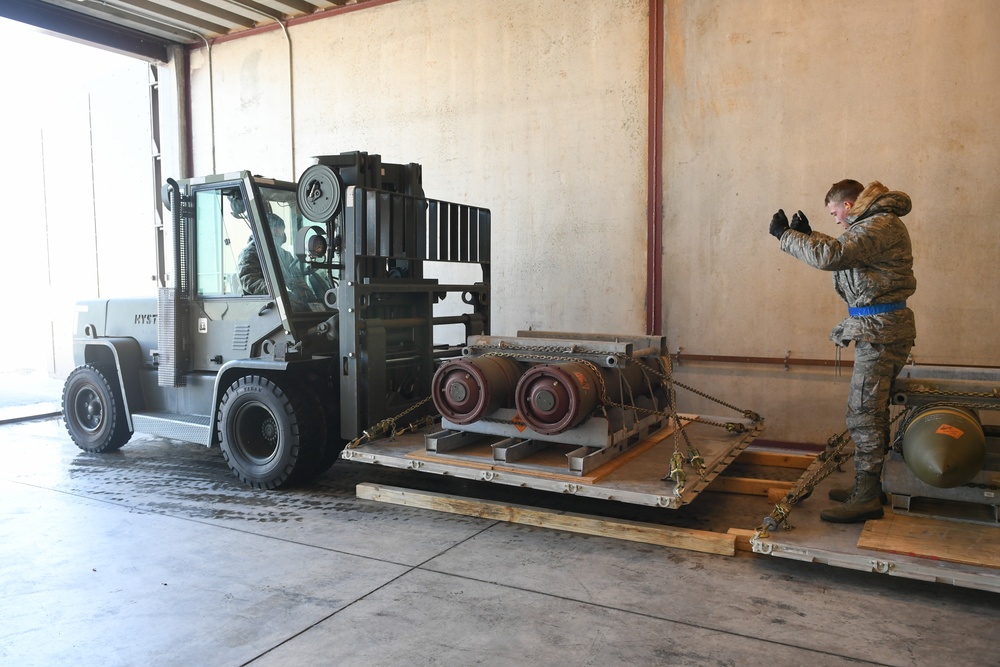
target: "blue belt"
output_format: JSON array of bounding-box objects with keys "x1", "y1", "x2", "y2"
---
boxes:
[{"x1": 849, "y1": 301, "x2": 906, "y2": 317}]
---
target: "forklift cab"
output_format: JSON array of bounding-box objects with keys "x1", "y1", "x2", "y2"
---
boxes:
[
  {"x1": 192, "y1": 175, "x2": 337, "y2": 309},
  {"x1": 170, "y1": 172, "x2": 341, "y2": 370}
]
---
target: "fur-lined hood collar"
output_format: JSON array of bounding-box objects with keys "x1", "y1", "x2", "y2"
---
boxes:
[{"x1": 848, "y1": 181, "x2": 912, "y2": 225}]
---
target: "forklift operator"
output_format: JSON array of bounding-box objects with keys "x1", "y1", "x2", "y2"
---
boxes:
[{"x1": 236, "y1": 213, "x2": 309, "y2": 298}]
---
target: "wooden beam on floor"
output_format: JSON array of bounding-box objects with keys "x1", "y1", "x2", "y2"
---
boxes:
[
  {"x1": 708, "y1": 476, "x2": 794, "y2": 497},
  {"x1": 737, "y1": 451, "x2": 815, "y2": 469},
  {"x1": 766, "y1": 487, "x2": 790, "y2": 504},
  {"x1": 357, "y1": 482, "x2": 736, "y2": 556}
]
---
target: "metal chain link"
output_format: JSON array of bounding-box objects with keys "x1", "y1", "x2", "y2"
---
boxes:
[
  {"x1": 783, "y1": 431, "x2": 854, "y2": 503},
  {"x1": 754, "y1": 408, "x2": 911, "y2": 539},
  {"x1": 962, "y1": 482, "x2": 1000, "y2": 491},
  {"x1": 345, "y1": 396, "x2": 437, "y2": 450},
  {"x1": 655, "y1": 354, "x2": 712, "y2": 493},
  {"x1": 470, "y1": 341, "x2": 624, "y2": 358},
  {"x1": 635, "y1": 359, "x2": 764, "y2": 425},
  {"x1": 904, "y1": 387, "x2": 1000, "y2": 399},
  {"x1": 477, "y1": 349, "x2": 613, "y2": 414}
]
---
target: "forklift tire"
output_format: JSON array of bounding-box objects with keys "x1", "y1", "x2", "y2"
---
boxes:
[
  {"x1": 62, "y1": 364, "x2": 132, "y2": 453},
  {"x1": 216, "y1": 375, "x2": 320, "y2": 489},
  {"x1": 305, "y1": 378, "x2": 345, "y2": 477},
  {"x1": 295, "y1": 386, "x2": 334, "y2": 480}
]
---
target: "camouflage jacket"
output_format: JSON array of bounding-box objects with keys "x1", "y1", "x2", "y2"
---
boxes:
[
  {"x1": 780, "y1": 182, "x2": 916, "y2": 347},
  {"x1": 237, "y1": 240, "x2": 268, "y2": 295},
  {"x1": 237, "y1": 239, "x2": 308, "y2": 297}
]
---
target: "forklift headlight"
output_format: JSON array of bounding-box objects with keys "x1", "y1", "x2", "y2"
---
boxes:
[
  {"x1": 307, "y1": 233, "x2": 328, "y2": 258},
  {"x1": 294, "y1": 225, "x2": 327, "y2": 261}
]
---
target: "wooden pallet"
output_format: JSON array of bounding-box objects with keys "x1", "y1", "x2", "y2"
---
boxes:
[
  {"x1": 858, "y1": 512, "x2": 1000, "y2": 570},
  {"x1": 708, "y1": 449, "x2": 814, "y2": 502},
  {"x1": 355, "y1": 450, "x2": 815, "y2": 558}
]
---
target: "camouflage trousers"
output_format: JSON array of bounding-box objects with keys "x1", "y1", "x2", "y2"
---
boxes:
[{"x1": 847, "y1": 340, "x2": 913, "y2": 475}]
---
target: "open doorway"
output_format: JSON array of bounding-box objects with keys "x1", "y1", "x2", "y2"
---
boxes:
[{"x1": 0, "y1": 18, "x2": 153, "y2": 421}]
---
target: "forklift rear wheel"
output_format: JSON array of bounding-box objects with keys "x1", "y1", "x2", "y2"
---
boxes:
[
  {"x1": 217, "y1": 375, "x2": 317, "y2": 489},
  {"x1": 62, "y1": 364, "x2": 132, "y2": 453}
]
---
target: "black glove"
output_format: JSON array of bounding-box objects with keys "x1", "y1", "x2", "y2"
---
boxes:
[
  {"x1": 769, "y1": 209, "x2": 789, "y2": 241},
  {"x1": 791, "y1": 210, "x2": 812, "y2": 235}
]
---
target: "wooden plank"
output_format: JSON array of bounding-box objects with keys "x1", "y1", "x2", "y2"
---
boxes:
[
  {"x1": 727, "y1": 528, "x2": 757, "y2": 553},
  {"x1": 858, "y1": 513, "x2": 1000, "y2": 570},
  {"x1": 767, "y1": 487, "x2": 790, "y2": 504},
  {"x1": 357, "y1": 482, "x2": 736, "y2": 556},
  {"x1": 737, "y1": 450, "x2": 815, "y2": 469},
  {"x1": 708, "y1": 476, "x2": 793, "y2": 497}
]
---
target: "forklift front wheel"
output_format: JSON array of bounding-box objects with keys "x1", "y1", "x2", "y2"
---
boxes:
[
  {"x1": 62, "y1": 364, "x2": 132, "y2": 453},
  {"x1": 217, "y1": 375, "x2": 312, "y2": 489}
]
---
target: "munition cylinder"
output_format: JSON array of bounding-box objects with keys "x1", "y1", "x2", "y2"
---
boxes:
[
  {"x1": 431, "y1": 356, "x2": 525, "y2": 425},
  {"x1": 514, "y1": 362, "x2": 647, "y2": 435},
  {"x1": 901, "y1": 404, "x2": 986, "y2": 488}
]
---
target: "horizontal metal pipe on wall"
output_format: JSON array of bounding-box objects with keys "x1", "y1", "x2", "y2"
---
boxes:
[
  {"x1": 671, "y1": 353, "x2": 852, "y2": 369},
  {"x1": 671, "y1": 353, "x2": 1000, "y2": 371}
]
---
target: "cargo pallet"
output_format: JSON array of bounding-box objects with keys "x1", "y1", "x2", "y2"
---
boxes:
[{"x1": 346, "y1": 421, "x2": 1000, "y2": 593}]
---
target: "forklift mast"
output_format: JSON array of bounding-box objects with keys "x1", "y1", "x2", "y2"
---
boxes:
[{"x1": 302, "y1": 152, "x2": 491, "y2": 436}]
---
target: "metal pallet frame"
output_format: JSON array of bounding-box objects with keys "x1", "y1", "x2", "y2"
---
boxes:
[
  {"x1": 343, "y1": 415, "x2": 762, "y2": 509},
  {"x1": 751, "y1": 465, "x2": 1000, "y2": 593}
]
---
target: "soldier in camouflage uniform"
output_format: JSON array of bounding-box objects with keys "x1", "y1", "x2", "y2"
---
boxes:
[
  {"x1": 769, "y1": 180, "x2": 916, "y2": 523},
  {"x1": 237, "y1": 213, "x2": 310, "y2": 301}
]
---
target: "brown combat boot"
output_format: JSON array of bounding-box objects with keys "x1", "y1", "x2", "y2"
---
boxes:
[
  {"x1": 828, "y1": 483, "x2": 888, "y2": 504},
  {"x1": 827, "y1": 485, "x2": 851, "y2": 502},
  {"x1": 820, "y1": 471, "x2": 884, "y2": 523}
]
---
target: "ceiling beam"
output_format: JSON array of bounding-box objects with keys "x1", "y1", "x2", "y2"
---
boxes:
[
  {"x1": 0, "y1": 0, "x2": 174, "y2": 63},
  {"x1": 141, "y1": 0, "x2": 257, "y2": 30},
  {"x1": 218, "y1": 1, "x2": 286, "y2": 22},
  {"x1": 113, "y1": 0, "x2": 237, "y2": 34},
  {"x1": 269, "y1": 1, "x2": 323, "y2": 15},
  {"x1": 43, "y1": 0, "x2": 203, "y2": 43}
]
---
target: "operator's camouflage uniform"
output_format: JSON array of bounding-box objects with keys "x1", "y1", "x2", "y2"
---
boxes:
[
  {"x1": 780, "y1": 182, "x2": 916, "y2": 474},
  {"x1": 237, "y1": 240, "x2": 269, "y2": 295},
  {"x1": 237, "y1": 239, "x2": 307, "y2": 297}
]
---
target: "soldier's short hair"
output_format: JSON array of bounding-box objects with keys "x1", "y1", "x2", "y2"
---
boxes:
[{"x1": 825, "y1": 179, "x2": 864, "y2": 205}]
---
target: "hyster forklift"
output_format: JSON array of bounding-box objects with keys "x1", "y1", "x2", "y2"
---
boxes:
[{"x1": 62, "y1": 151, "x2": 491, "y2": 488}]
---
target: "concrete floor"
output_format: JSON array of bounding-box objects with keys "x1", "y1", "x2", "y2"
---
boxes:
[
  {"x1": 0, "y1": 368, "x2": 62, "y2": 422},
  {"x1": 2, "y1": 416, "x2": 1000, "y2": 667}
]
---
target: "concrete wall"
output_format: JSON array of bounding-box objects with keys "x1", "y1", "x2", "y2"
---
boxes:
[
  {"x1": 661, "y1": 0, "x2": 1000, "y2": 441},
  {"x1": 189, "y1": 0, "x2": 650, "y2": 338},
  {"x1": 183, "y1": 0, "x2": 1000, "y2": 443}
]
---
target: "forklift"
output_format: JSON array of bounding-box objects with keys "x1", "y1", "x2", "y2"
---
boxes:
[{"x1": 62, "y1": 151, "x2": 490, "y2": 488}]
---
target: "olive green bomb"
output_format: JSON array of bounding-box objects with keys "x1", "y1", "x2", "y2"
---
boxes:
[{"x1": 901, "y1": 405, "x2": 986, "y2": 488}]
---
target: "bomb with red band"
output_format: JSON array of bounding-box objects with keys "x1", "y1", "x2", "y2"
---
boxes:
[
  {"x1": 515, "y1": 360, "x2": 658, "y2": 435},
  {"x1": 513, "y1": 362, "x2": 603, "y2": 435},
  {"x1": 431, "y1": 356, "x2": 525, "y2": 425}
]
